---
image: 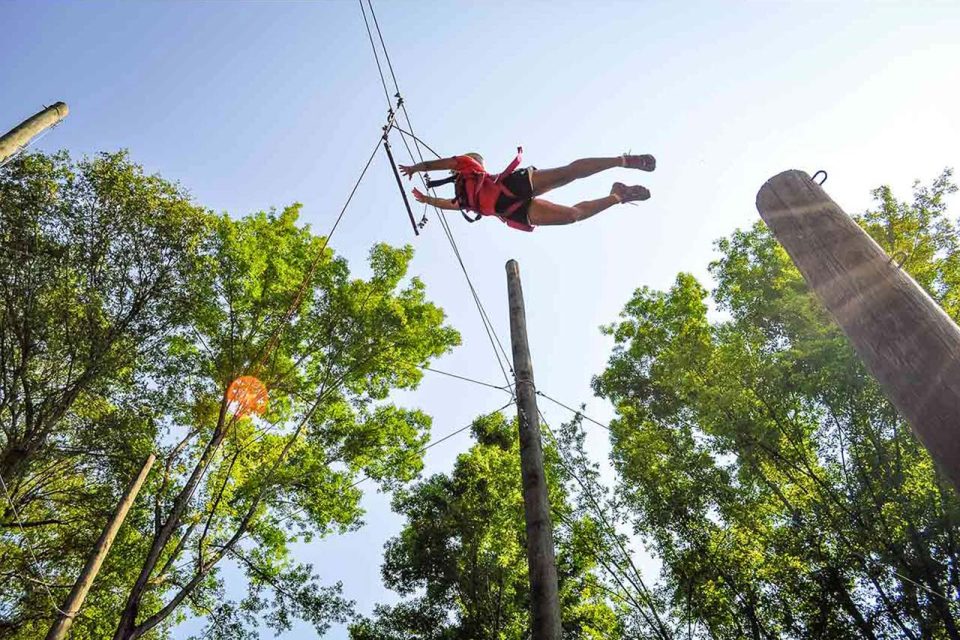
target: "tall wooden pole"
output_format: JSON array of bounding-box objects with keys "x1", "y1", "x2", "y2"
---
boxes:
[
  {"x1": 757, "y1": 170, "x2": 960, "y2": 493},
  {"x1": 46, "y1": 454, "x2": 156, "y2": 640},
  {"x1": 0, "y1": 102, "x2": 69, "y2": 166},
  {"x1": 505, "y1": 259, "x2": 562, "y2": 640}
]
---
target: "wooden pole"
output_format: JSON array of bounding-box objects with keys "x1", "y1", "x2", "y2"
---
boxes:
[
  {"x1": 45, "y1": 454, "x2": 156, "y2": 640},
  {"x1": 757, "y1": 170, "x2": 960, "y2": 493},
  {"x1": 505, "y1": 259, "x2": 562, "y2": 640},
  {"x1": 0, "y1": 102, "x2": 69, "y2": 166}
]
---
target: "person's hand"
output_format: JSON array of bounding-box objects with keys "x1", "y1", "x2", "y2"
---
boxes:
[
  {"x1": 399, "y1": 164, "x2": 417, "y2": 180},
  {"x1": 412, "y1": 187, "x2": 428, "y2": 203}
]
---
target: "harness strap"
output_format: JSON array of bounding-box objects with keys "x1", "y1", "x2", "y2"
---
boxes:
[
  {"x1": 438, "y1": 147, "x2": 530, "y2": 229},
  {"x1": 426, "y1": 174, "x2": 457, "y2": 189},
  {"x1": 500, "y1": 197, "x2": 525, "y2": 216},
  {"x1": 495, "y1": 146, "x2": 523, "y2": 183}
]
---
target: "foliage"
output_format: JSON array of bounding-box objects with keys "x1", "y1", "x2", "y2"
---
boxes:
[
  {"x1": 351, "y1": 412, "x2": 619, "y2": 640},
  {"x1": 7, "y1": 148, "x2": 960, "y2": 640},
  {"x1": 0, "y1": 150, "x2": 209, "y2": 637},
  {"x1": 594, "y1": 170, "x2": 960, "y2": 638},
  {"x1": 0, "y1": 151, "x2": 460, "y2": 639}
]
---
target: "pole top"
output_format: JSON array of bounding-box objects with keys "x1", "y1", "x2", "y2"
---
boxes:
[{"x1": 506, "y1": 259, "x2": 519, "y2": 275}]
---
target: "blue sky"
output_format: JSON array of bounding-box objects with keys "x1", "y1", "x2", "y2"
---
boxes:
[{"x1": 3, "y1": 1, "x2": 959, "y2": 638}]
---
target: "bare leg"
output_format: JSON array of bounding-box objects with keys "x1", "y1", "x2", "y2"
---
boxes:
[
  {"x1": 527, "y1": 195, "x2": 621, "y2": 226},
  {"x1": 530, "y1": 157, "x2": 623, "y2": 197}
]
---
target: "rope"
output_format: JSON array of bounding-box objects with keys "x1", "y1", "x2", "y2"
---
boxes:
[
  {"x1": 242, "y1": 1, "x2": 402, "y2": 379},
  {"x1": 536, "y1": 408, "x2": 673, "y2": 638},
  {"x1": 347, "y1": 400, "x2": 514, "y2": 490},
  {"x1": 249, "y1": 133, "x2": 383, "y2": 373},
  {"x1": 271, "y1": 401, "x2": 514, "y2": 530},
  {"x1": 359, "y1": 0, "x2": 515, "y2": 389},
  {"x1": 535, "y1": 391, "x2": 611, "y2": 432},
  {"x1": 365, "y1": 0, "x2": 401, "y2": 102},
  {"x1": 420, "y1": 368, "x2": 613, "y2": 440},
  {"x1": 422, "y1": 365, "x2": 512, "y2": 393},
  {"x1": 357, "y1": 0, "x2": 392, "y2": 111},
  {"x1": 540, "y1": 407, "x2": 954, "y2": 609},
  {"x1": 438, "y1": 215, "x2": 515, "y2": 387},
  {"x1": 870, "y1": 560, "x2": 950, "y2": 602},
  {"x1": 390, "y1": 124, "x2": 443, "y2": 160},
  {"x1": 180, "y1": 131, "x2": 387, "y2": 534},
  {"x1": 317, "y1": 135, "x2": 384, "y2": 252}
]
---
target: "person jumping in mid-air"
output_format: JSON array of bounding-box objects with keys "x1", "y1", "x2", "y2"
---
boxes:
[{"x1": 398, "y1": 148, "x2": 654, "y2": 232}]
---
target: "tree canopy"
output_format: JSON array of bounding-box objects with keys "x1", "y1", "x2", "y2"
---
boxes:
[
  {"x1": 4, "y1": 148, "x2": 960, "y2": 640},
  {"x1": 350, "y1": 411, "x2": 619, "y2": 640},
  {"x1": 594, "y1": 170, "x2": 960, "y2": 638},
  {"x1": 0, "y1": 151, "x2": 460, "y2": 639}
]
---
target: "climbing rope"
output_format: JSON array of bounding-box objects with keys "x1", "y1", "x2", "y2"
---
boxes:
[
  {"x1": 270, "y1": 400, "x2": 515, "y2": 530},
  {"x1": 536, "y1": 408, "x2": 673, "y2": 637},
  {"x1": 357, "y1": 0, "x2": 392, "y2": 111},
  {"x1": 390, "y1": 124, "x2": 443, "y2": 160},
  {"x1": 536, "y1": 390, "x2": 612, "y2": 432},
  {"x1": 249, "y1": 130, "x2": 387, "y2": 373},
  {"x1": 422, "y1": 365, "x2": 512, "y2": 393},
  {"x1": 357, "y1": 0, "x2": 516, "y2": 389},
  {"x1": 346, "y1": 400, "x2": 514, "y2": 490}
]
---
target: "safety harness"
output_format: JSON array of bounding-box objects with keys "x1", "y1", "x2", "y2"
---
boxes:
[{"x1": 425, "y1": 147, "x2": 533, "y2": 232}]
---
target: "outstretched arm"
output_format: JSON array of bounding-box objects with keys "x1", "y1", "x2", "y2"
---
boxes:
[
  {"x1": 412, "y1": 188, "x2": 461, "y2": 211},
  {"x1": 399, "y1": 157, "x2": 459, "y2": 179}
]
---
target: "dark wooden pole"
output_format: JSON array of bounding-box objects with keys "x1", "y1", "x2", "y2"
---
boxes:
[
  {"x1": 45, "y1": 454, "x2": 156, "y2": 640},
  {"x1": 757, "y1": 170, "x2": 960, "y2": 493},
  {"x1": 505, "y1": 259, "x2": 562, "y2": 640},
  {"x1": 0, "y1": 102, "x2": 69, "y2": 166}
]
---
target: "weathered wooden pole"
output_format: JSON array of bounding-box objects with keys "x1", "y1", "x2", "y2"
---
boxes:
[
  {"x1": 505, "y1": 259, "x2": 562, "y2": 640},
  {"x1": 0, "y1": 102, "x2": 69, "y2": 166},
  {"x1": 757, "y1": 170, "x2": 960, "y2": 493},
  {"x1": 45, "y1": 454, "x2": 156, "y2": 640}
]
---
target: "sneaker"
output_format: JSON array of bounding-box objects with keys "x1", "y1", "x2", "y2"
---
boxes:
[
  {"x1": 611, "y1": 182, "x2": 651, "y2": 204},
  {"x1": 622, "y1": 154, "x2": 656, "y2": 171}
]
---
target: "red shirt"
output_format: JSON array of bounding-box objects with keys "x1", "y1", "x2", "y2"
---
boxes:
[{"x1": 453, "y1": 155, "x2": 501, "y2": 215}]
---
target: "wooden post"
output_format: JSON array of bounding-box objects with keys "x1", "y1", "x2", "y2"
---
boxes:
[
  {"x1": 757, "y1": 170, "x2": 960, "y2": 493},
  {"x1": 0, "y1": 102, "x2": 69, "y2": 166},
  {"x1": 45, "y1": 454, "x2": 156, "y2": 640},
  {"x1": 505, "y1": 259, "x2": 562, "y2": 640}
]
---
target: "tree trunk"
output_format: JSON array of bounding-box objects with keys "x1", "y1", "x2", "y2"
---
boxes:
[{"x1": 113, "y1": 402, "x2": 230, "y2": 640}]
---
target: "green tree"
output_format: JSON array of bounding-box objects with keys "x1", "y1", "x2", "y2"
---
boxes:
[
  {"x1": 0, "y1": 151, "x2": 461, "y2": 639},
  {"x1": 109, "y1": 207, "x2": 459, "y2": 639},
  {"x1": 552, "y1": 415, "x2": 676, "y2": 639},
  {"x1": 594, "y1": 170, "x2": 960, "y2": 638},
  {"x1": 351, "y1": 412, "x2": 619, "y2": 640},
  {"x1": 0, "y1": 151, "x2": 209, "y2": 637}
]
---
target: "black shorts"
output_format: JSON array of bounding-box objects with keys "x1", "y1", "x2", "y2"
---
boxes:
[{"x1": 494, "y1": 167, "x2": 535, "y2": 227}]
